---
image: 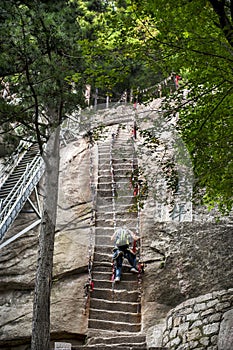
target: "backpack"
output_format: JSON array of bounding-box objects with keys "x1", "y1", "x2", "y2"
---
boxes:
[{"x1": 115, "y1": 228, "x2": 131, "y2": 247}]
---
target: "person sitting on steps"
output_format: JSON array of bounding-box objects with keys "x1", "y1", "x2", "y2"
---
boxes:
[{"x1": 111, "y1": 225, "x2": 140, "y2": 282}]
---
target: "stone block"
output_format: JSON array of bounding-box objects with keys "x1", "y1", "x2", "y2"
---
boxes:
[
  {"x1": 190, "y1": 320, "x2": 202, "y2": 329},
  {"x1": 189, "y1": 340, "x2": 199, "y2": 349},
  {"x1": 208, "y1": 312, "x2": 222, "y2": 323},
  {"x1": 54, "y1": 342, "x2": 71, "y2": 349},
  {"x1": 186, "y1": 328, "x2": 202, "y2": 341},
  {"x1": 203, "y1": 322, "x2": 219, "y2": 335},
  {"x1": 178, "y1": 307, "x2": 193, "y2": 315},
  {"x1": 198, "y1": 293, "x2": 213, "y2": 303},
  {"x1": 194, "y1": 302, "x2": 206, "y2": 312},
  {"x1": 201, "y1": 308, "x2": 215, "y2": 317},
  {"x1": 178, "y1": 321, "x2": 189, "y2": 335},
  {"x1": 200, "y1": 336, "x2": 209, "y2": 346},
  {"x1": 162, "y1": 334, "x2": 169, "y2": 346},
  {"x1": 207, "y1": 299, "x2": 218, "y2": 308},
  {"x1": 213, "y1": 290, "x2": 227, "y2": 298},
  {"x1": 170, "y1": 336, "x2": 181, "y2": 347},
  {"x1": 173, "y1": 316, "x2": 182, "y2": 327},
  {"x1": 215, "y1": 301, "x2": 231, "y2": 311},
  {"x1": 170, "y1": 327, "x2": 178, "y2": 339},
  {"x1": 211, "y1": 334, "x2": 218, "y2": 344},
  {"x1": 186, "y1": 312, "x2": 199, "y2": 321},
  {"x1": 167, "y1": 315, "x2": 173, "y2": 330}
]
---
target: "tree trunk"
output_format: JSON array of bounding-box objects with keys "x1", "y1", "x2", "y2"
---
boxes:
[{"x1": 31, "y1": 123, "x2": 60, "y2": 350}]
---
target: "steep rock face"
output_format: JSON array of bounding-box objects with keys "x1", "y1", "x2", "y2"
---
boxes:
[
  {"x1": 0, "y1": 106, "x2": 232, "y2": 349},
  {"x1": 140, "y1": 202, "x2": 233, "y2": 347},
  {"x1": 133, "y1": 100, "x2": 233, "y2": 346},
  {"x1": 0, "y1": 138, "x2": 95, "y2": 347}
]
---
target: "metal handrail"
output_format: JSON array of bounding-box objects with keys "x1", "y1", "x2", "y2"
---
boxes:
[
  {"x1": 0, "y1": 140, "x2": 34, "y2": 188},
  {"x1": 0, "y1": 154, "x2": 44, "y2": 239},
  {"x1": 0, "y1": 155, "x2": 43, "y2": 221}
]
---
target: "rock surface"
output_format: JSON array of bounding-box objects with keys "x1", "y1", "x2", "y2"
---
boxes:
[
  {"x1": 0, "y1": 104, "x2": 233, "y2": 349},
  {"x1": 218, "y1": 308, "x2": 233, "y2": 350},
  {"x1": 0, "y1": 138, "x2": 94, "y2": 347}
]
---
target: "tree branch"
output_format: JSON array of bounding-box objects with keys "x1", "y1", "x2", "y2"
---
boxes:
[{"x1": 208, "y1": 0, "x2": 233, "y2": 47}]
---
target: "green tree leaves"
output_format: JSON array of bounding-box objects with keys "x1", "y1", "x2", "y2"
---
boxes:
[{"x1": 133, "y1": 0, "x2": 233, "y2": 213}]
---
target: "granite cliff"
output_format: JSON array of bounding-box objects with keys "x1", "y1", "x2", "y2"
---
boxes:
[{"x1": 0, "y1": 103, "x2": 232, "y2": 350}]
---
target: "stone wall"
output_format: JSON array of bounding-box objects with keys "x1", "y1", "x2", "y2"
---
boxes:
[
  {"x1": 162, "y1": 288, "x2": 233, "y2": 349},
  {"x1": 140, "y1": 217, "x2": 233, "y2": 347}
]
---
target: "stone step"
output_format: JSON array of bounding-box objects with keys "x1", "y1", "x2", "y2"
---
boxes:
[
  {"x1": 113, "y1": 144, "x2": 133, "y2": 151},
  {"x1": 95, "y1": 222, "x2": 137, "y2": 231},
  {"x1": 96, "y1": 196, "x2": 135, "y2": 206},
  {"x1": 94, "y1": 245, "x2": 139, "y2": 255},
  {"x1": 72, "y1": 345, "x2": 148, "y2": 350},
  {"x1": 112, "y1": 154, "x2": 134, "y2": 160},
  {"x1": 92, "y1": 279, "x2": 138, "y2": 291},
  {"x1": 87, "y1": 333, "x2": 146, "y2": 346},
  {"x1": 97, "y1": 181, "x2": 131, "y2": 190},
  {"x1": 93, "y1": 252, "x2": 118, "y2": 264},
  {"x1": 113, "y1": 175, "x2": 133, "y2": 183},
  {"x1": 95, "y1": 218, "x2": 115, "y2": 227},
  {"x1": 93, "y1": 253, "x2": 141, "y2": 267},
  {"x1": 93, "y1": 261, "x2": 137, "y2": 273},
  {"x1": 89, "y1": 298, "x2": 139, "y2": 313},
  {"x1": 92, "y1": 263, "x2": 112, "y2": 272},
  {"x1": 98, "y1": 153, "x2": 110, "y2": 160},
  {"x1": 96, "y1": 212, "x2": 138, "y2": 220},
  {"x1": 112, "y1": 152, "x2": 135, "y2": 159},
  {"x1": 113, "y1": 163, "x2": 134, "y2": 170},
  {"x1": 73, "y1": 346, "x2": 167, "y2": 350},
  {"x1": 96, "y1": 223, "x2": 138, "y2": 232},
  {"x1": 91, "y1": 288, "x2": 139, "y2": 303},
  {"x1": 98, "y1": 147, "x2": 110, "y2": 152},
  {"x1": 89, "y1": 308, "x2": 141, "y2": 324},
  {"x1": 97, "y1": 189, "x2": 115, "y2": 197},
  {"x1": 97, "y1": 204, "x2": 135, "y2": 212},
  {"x1": 88, "y1": 319, "x2": 141, "y2": 333},
  {"x1": 94, "y1": 235, "x2": 139, "y2": 247},
  {"x1": 83, "y1": 344, "x2": 147, "y2": 349},
  {"x1": 95, "y1": 226, "x2": 136, "y2": 237},
  {"x1": 96, "y1": 196, "x2": 112, "y2": 204},
  {"x1": 98, "y1": 168, "x2": 131, "y2": 176},
  {"x1": 95, "y1": 217, "x2": 138, "y2": 228},
  {"x1": 94, "y1": 250, "x2": 139, "y2": 264},
  {"x1": 112, "y1": 160, "x2": 135, "y2": 167},
  {"x1": 97, "y1": 179, "x2": 132, "y2": 186},
  {"x1": 92, "y1": 272, "x2": 112, "y2": 282},
  {"x1": 97, "y1": 188, "x2": 134, "y2": 198},
  {"x1": 98, "y1": 153, "x2": 133, "y2": 162},
  {"x1": 72, "y1": 346, "x2": 166, "y2": 350},
  {"x1": 96, "y1": 211, "x2": 137, "y2": 219},
  {"x1": 98, "y1": 177, "x2": 112, "y2": 184},
  {"x1": 95, "y1": 227, "x2": 114, "y2": 235}
]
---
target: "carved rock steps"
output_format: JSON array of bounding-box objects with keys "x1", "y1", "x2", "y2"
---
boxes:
[{"x1": 84, "y1": 128, "x2": 148, "y2": 348}]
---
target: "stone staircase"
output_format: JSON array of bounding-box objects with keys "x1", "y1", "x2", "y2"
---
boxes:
[
  {"x1": 77, "y1": 125, "x2": 145, "y2": 349},
  {"x1": 55, "y1": 124, "x2": 167, "y2": 349}
]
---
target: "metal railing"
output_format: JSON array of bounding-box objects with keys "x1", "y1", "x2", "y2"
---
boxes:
[
  {"x1": 0, "y1": 153, "x2": 44, "y2": 240},
  {"x1": 0, "y1": 140, "x2": 33, "y2": 188}
]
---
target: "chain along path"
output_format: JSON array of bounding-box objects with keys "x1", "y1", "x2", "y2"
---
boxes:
[{"x1": 70, "y1": 123, "x2": 167, "y2": 350}]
